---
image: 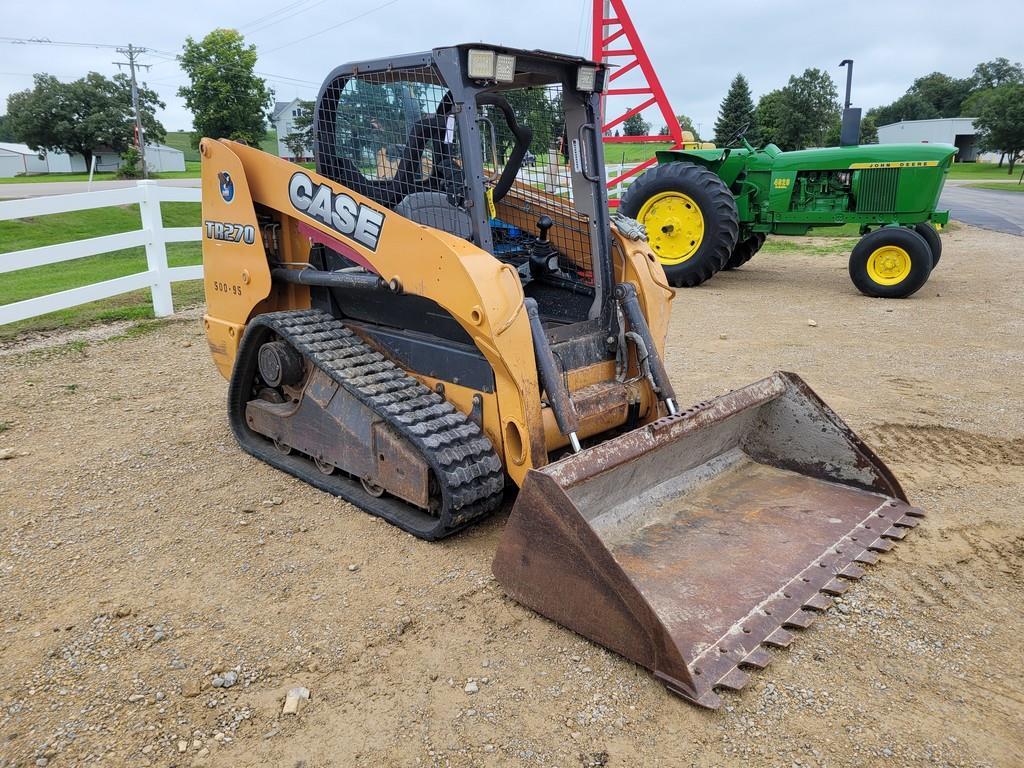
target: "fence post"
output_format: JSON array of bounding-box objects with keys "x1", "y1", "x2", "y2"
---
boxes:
[{"x1": 137, "y1": 180, "x2": 174, "y2": 317}]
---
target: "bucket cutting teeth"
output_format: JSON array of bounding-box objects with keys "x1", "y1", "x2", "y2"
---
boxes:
[{"x1": 493, "y1": 372, "x2": 925, "y2": 709}]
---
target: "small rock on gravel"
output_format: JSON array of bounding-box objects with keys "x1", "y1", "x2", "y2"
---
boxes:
[
  {"x1": 464, "y1": 681, "x2": 479, "y2": 694},
  {"x1": 282, "y1": 686, "x2": 310, "y2": 715}
]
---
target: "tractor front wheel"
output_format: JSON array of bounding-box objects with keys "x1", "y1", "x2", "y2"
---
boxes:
[
  {"x1": 723, "y1": 233, "x2": 766, "y2": 270},
  {"x1": 620, "y1": 162, "x2": 739, "y2": 287},
  {"x1": 849, "y1": 227, "x2": 933, "y2": 298},
  {"x1": 913, "y1": 222, "x2": 942, "y2": 268}
]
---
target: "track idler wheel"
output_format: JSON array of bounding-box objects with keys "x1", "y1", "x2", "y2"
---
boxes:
[{"x1": 258, "y1": 340, "x2": 304, "y2": 388}]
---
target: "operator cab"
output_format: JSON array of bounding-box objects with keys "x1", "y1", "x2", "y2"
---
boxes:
[{"x1": 313, "y1": 44, "x2": 611, "y2": 331}]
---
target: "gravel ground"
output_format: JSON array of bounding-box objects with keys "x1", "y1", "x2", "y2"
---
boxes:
[{"x1": 1, "y1": 224, "x2": 1022, "y2": 768}]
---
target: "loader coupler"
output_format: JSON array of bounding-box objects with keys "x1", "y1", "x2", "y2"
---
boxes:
[{"x1": 492, "y1": 371, "x2": 923, "y2": 708}]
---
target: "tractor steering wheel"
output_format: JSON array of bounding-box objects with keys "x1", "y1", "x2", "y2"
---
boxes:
[{"x1": 723, "y1": 122, "x2": 751, "y2": 148}]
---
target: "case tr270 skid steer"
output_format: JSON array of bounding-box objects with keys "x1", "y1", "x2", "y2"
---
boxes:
[{"x1": 199, "y1": 44, "x2": 923, "y2": 709}]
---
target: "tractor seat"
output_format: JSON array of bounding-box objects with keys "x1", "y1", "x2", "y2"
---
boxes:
[
  {"x1": 331, "y1": 114, "x2": 461, "y2": 210},
  {"x1": 395, "y1": 192, "x2": 473, "y2": 239}
]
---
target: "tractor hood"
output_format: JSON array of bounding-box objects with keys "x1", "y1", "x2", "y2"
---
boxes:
[{"x1": 770, "y1": 143, "x2": 957, "y2": 172}]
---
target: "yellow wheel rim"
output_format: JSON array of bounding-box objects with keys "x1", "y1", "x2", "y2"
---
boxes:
[
  {"x1": 637, "y1": 191, "x2": 704, "y2": 265},
  {"x1": 866, "y1": 245, "x2": 912, "y2": 285}
]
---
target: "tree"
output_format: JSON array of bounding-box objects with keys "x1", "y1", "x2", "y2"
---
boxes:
[
  {"x1": 868, "y1": 92, "x2": 939, "y2": 127},
  {"x1": 659, "y1": 114, "x2": 701, "y2": 140},
  {"x1": 972, "y1": 57, "x2": 1024, "y2": 89},
  {"x1": 0, "y1": 113, "x2": 14, "y2": 142},
  {"x1": 283, "y1": 99, "x2": 314, "y2": 159},
  {"x1": 676, "y1": 114, "x2": 701, "y2": 141},
  {"x1": 178, "y1": 29, "x2": 273, "y2": 148},
  {"x1": 713, "y1": 74, "x2": 756, "y2": 146},
  {"x1": 623, "y1": 113, "x2": 651, "y2": 136},
  {"x1": 754, "y1": 89, "x2": 786, "y2": 147},
  {"x1": 823, "y1": 112, "x2": 879, "y2": 146},
  {"x1": 908, "y1": 72, "x2": 975, "y2": 117},
  {"x1": 777, "y1": 68, "x2": 840, "y2": 149},
  {"x1": 754, "y1": 70, "x2": 839, "y2": 150},
  {"x1": 5, "y1": 72, "x2": 164, "y2": 171},
  {"x1": 973, "y1": 84, "x2": 1024, "y2": 174}
]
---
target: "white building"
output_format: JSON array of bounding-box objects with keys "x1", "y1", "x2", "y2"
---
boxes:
[
  {"x1": 876, "y1": 117, "x2": 994, "y2": 162},
  {"x1": 0, "y1": 142, "x2": 49, "y2": 177},
  {"x1": 272, "y1": 98, "x2": 312, "y2": 161},
  {"x1": 0, "y1": 142, "x2": 184, "y2": 177},
  {"x1": 142, "y1": 144, "x2": 186, "y2": 173}
]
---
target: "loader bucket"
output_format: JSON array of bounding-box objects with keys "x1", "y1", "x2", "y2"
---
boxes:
[{"x1": 493, "y1": 372, "x2": 923, "y2": 708}]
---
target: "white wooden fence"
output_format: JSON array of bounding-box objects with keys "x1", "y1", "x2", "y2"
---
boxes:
[{"x1": 0, "y1": 181, "x2": 202, "y2": 325}]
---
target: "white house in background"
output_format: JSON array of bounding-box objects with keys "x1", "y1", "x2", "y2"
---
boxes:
[
  {"x1": 272, "y1": 98, "x2": 311, "y2": 161},
  {"x1": 876, "y1": 117, "x2": 998, "y2": 162},
  {"x1": 0, "y1": 142, "x2": 50, "y2": 177},
  {"x1": 0, "y1": 143, "x2": 185, "y2": 176}
]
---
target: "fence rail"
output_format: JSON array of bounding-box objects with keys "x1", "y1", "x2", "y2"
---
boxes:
[{"x1": 0, "y1": 181, "x2": 202, "y2": 326}]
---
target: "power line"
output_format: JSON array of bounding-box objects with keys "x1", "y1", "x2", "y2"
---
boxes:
[
  {"x1": 260, "y1": 0, "x2": 402, "y2": 55},
  {"x1": 246, "y1": 0, "x2": 332, "y2": 35},
  {"x1": 0, "y1": 36, "x2": 122, "y2": 50},
  {"x1": 235, "y1": 0, "x2": 318, "y2": 31}
]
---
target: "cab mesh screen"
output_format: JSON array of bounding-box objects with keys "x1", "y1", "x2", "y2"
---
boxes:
[
  {"x1": 480, "y1": 84, "x2": 594, "y2": 285},
  {"x1": 315, "y1": 66, "x2": 469, "y2": 238}
]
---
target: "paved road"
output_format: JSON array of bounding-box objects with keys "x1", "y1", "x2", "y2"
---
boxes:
[
  {"x1": 0, "y1": 178, "x2": 200, "y2": 199},
  {"x1": 940, "y1": 182, "x2": 1023, "y2": 236}
]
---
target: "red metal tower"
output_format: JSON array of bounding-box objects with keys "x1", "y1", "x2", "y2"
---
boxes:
[{"x1": 592, "y1": 0, "x2": 681, "y2": 204}]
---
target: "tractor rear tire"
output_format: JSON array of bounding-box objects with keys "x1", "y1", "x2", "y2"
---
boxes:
[
  {"x1": 620, "y1": 162, "x2": 739, "y2": 287},
  {"x1": 849, "y1": 227, "x2": 933, "y2": 298},
  {"x1": 913, "y1": 222, "x2": 942, "y2": 268},
  {"x1": 723, "y1": 233, "x2": 767, "y2": 270}
]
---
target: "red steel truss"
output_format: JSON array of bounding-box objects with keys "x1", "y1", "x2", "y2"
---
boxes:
[{"x1": 592, "y1": 0, "x2": 681, "y2": 205}]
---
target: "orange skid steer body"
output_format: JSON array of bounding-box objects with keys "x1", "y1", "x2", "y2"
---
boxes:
[{"x1": 199, "y1": 44, "x2": 922, "y2": 708}]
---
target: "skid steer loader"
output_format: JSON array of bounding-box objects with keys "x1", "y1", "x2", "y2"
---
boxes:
[{"x1": 200, "y1": 44, "x2": 923, "y2": 708}]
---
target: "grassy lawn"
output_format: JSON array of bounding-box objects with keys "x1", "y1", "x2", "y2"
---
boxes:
[
  {"x1": 964, "y1": 181, "x2": 1024, "y2": 192},
  {"x1": 947, "y1": 162, "x2": 1022, "y2": 180},
  {"x1": 602, "y1": 142, "x2": 674, "y2": 166},
  {"x1": 0, "y1": 161, "x2": 201, "y2": 184},
  {"x1": 0, "y1": 202, "x2": 203, "y2": 341}
]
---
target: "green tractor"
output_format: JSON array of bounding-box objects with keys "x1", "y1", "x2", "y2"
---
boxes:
[{"x1": 619, "y1": 140, "x2": 957, "y2": 298}]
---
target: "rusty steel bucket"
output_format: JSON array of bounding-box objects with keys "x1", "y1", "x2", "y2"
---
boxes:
[{"x1": 492, "y1": 372, "x2": 923, "y2": 708}]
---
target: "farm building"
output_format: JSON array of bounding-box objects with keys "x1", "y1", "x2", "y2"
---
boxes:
[
  {"x1": 876, "y1": 117, "x2": 992, "y2": 162},
  {"x1": 0, "y1": 142, "x2": 49, "y2": 177},
  {"x1": 0, "y1": 143, "x2": 185, "y2": 176}
]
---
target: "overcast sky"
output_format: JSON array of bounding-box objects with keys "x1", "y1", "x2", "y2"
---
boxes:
[{"x1": 2, "y1": 0, "x2": 1021, "y2": 139}]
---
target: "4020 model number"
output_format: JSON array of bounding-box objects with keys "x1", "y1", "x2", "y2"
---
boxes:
[
  {"x1": 204, "y1": 220, "x2": 256, "y2": 244},
  {"x1": 212, "y1": 281, "x2": 243, "y2": 295}
]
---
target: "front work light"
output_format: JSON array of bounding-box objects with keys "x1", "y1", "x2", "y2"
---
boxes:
[
  {"x1": 468, "y1": 49, "x2": 496, "y2": 80},
  {"x1": 495, "y1": 53, "x2": 517, "y2": 83},
  {"x1": 576, "y1": 65, "x2": 597, "y2": 92}
]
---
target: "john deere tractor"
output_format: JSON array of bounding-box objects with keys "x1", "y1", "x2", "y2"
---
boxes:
[{"x1": 620, "y1": 140, "x2": 957, "y2": 298}]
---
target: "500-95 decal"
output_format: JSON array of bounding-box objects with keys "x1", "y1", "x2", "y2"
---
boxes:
[{"x1": 205, "y1": 220, "x2": 256, "y2": 244}]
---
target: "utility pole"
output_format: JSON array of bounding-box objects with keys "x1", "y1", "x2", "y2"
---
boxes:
[{"x1": 115, "y1": 44, "x2": 151, "y2": 178}]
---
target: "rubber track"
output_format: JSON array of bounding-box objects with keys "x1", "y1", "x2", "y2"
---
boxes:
[{"x1": 234, "y1": 309, "x2": 504, "y2": 538}]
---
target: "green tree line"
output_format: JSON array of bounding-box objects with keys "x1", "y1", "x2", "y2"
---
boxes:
[{"x1": 711, "y1": 57, "x2": 1024, "y2": 172}]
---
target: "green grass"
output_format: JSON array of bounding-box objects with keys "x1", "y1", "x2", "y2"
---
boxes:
[
  {"x1": 947, "y1": 162, "x2": 1022, "y2": 180},
  {"x1": 0, "y1": 202, "x2": 203, "y2": 341},
  {"x1": 163, "y1": 131, "x2": 201, "y2": 163},
  {"x1": 0, "y1": 161, "x2": 201, "y2": 184},
  {"x1": 964, "y1": 181, "x2": 1024, "y2": 192},
  {"x1": 760, "y1": 238, "x2": 852, "y2": 257},
  {"x1": 602, "y1": 142, "x2": 675, "y2": 166},
  {"x1": 164, "y1": 129, "x2": 279, "y2": 156}
]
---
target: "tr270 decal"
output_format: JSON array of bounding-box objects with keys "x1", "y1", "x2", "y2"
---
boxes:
[{"x1": 205, "y1": 220, "x2": 256, "y2": 244}]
